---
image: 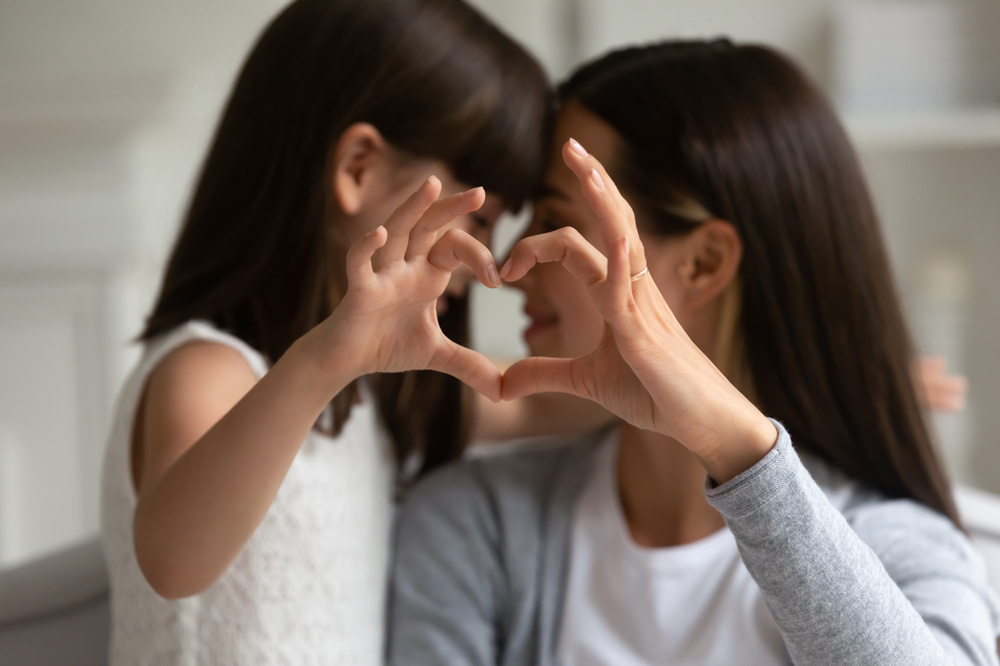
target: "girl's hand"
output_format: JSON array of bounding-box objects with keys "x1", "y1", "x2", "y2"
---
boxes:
[
  {"x1": 500, "y1": 141, "x2": 775, "y2": 482},
  {"x1": 317, "y1": 176, "x2": 503, "y2": 401}
]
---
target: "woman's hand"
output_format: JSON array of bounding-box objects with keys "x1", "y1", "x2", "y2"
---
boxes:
[
  {"x1": 500, "y1": 141, "x2": 775, "y2": 482},
  {"x1": 314, "y1": 176, "x2": 503, "y2": 401}
]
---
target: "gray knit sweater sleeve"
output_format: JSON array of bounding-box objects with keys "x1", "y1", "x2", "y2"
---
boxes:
[{"x1": 706, "y1": 420, "x2": 1000, "y2": 666}]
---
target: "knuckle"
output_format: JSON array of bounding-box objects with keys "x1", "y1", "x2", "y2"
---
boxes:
[{"x1": 556, "y1": 226, "x2": 582, "y2": 242}]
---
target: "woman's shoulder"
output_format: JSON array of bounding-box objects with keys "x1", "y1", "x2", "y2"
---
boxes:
[{"x1": 803, "y1": 451, "x2": 985, "y2": 571}]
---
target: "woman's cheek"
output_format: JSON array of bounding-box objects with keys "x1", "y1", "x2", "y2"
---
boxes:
[{"x1": 549, "y1": 266, "x2": 605, "y2": 358}]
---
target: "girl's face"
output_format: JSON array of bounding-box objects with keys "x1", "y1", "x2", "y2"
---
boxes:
[
  {"x1": 342, "y1": 154, "x2": 506, "y2": 311},
  {"x1": 514, "y1": 104, "x2": 691, "y2": 359}
]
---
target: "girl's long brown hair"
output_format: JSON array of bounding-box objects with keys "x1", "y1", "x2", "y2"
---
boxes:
[
  {"x1": 141, "y1": 0, "x2": 550, "y2": 476},
  {"x1": 561, "y1": 40, "x2": 961, "y2": 527}
]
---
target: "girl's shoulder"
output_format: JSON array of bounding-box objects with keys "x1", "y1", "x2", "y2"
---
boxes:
[{"x1": 141, "y1": 320, "x2": 269, "y2": 380}]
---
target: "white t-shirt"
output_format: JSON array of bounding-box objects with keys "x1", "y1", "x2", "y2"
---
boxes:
[{"x1": 555, "y1": 431, "x2": 786, "y2": 666}]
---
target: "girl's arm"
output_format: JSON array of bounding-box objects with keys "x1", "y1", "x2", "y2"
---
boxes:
[
  {"x1": 133, "y1": 177, "x2": 502, "y2": 598},
  {"x1": 132, "y1": 331, "x2": 362, "y2": 599}
]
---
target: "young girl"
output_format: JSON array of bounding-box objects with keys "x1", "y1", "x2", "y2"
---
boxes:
[
  {"x1": 389, "y1": 40, "x2": 1000, "y2": 665},
  {"x1": 99, "y1": 0, "x2": 548, "y2": 663}
]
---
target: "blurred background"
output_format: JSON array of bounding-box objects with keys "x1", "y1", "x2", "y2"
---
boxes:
[{"x1": 1, "y1": 0, "x2": 998, "y2": 567}]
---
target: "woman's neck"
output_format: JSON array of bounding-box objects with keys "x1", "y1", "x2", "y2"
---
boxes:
[{"x1": 615, "y1": 424, "x2": 726, "y2": 549}]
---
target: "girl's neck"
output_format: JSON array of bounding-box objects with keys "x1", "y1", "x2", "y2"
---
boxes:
[{"x1": 615, "y1": 424, "x2": 726, "y2": 549}]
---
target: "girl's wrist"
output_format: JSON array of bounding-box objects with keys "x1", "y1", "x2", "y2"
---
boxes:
[{"x1": 287, "y1": 320, "x2": 368, "y2": 399}]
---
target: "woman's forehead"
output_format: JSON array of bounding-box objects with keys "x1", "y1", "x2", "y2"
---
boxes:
[{"x1": 551, "y1": 103, "x2": 620, "y2": 160}]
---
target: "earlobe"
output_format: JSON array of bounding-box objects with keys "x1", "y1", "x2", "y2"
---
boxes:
[{"x1": 331, "y1": 123, "x2": 387, "y2": 216}]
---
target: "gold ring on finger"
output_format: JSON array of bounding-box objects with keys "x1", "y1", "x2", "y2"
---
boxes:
[{"x1": 630, "y1": 266, "x2": 649, "y2": 282}]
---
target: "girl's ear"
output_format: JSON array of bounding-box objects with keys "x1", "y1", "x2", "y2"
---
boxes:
[
  {"x1": 330, "y1": 123, "x2": 388, "y2": 216},
  {"x1": 675, "y1": 219, "x2": 742, "y2": 308}
]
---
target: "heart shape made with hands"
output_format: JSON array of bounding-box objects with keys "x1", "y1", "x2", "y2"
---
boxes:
[
  {"x1": 351, "y1": 138, "x2": 775, "y2": 479},
  {"x1": 343, "y1": 139, "x2": 654, "y2": 411}
]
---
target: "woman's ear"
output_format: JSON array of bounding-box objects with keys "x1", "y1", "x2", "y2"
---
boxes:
[
  {"x1": 330, "y1": 123, "x2": 388, "y2": 216},
  {"x1": 675, "y1": 219, "x2": 742, "y2": 308}
]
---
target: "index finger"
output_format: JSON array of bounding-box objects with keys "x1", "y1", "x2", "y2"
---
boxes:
[
  {"x1": 373, "y1": 175, "x2": 442, "y2": 270},
  {"x1": 561, "y1": 139, "x2": 646, "y2": 275}
]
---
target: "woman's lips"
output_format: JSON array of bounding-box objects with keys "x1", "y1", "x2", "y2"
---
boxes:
[{"x1": 523, "y1": 306, "x2": 557, "y2": 342}]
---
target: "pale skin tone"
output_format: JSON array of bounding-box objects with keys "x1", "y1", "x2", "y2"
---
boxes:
[
  {"x1": 497, "y1": 104, "x2": 962, "y2": 546},
  {"x1": 133, "y1": 108, "x2": 964, "y2": 597},
  {"x1": 500, "y1": 105, "x2": 777, "y2": 546},
  {"x1": 131, "y1": 124, "x2": 508, "y2": 599}
]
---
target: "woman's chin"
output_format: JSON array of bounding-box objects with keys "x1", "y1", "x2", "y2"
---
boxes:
[{"x1": 523, "y1": 322, "x2": 561, "y2": 357}]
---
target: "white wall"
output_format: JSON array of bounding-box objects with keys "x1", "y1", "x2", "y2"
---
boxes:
[{"x1": 0, "y1": 0, "x2": 997, "y2": 565}]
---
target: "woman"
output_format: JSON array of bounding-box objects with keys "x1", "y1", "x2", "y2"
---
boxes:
[{"x1": 389, "y1": 40, "x2": 1000, "y2": 665}]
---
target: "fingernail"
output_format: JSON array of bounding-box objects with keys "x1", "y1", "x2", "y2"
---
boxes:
[
  {"x1": 487, "y1": 263, "x2": 500, "y2": 287},
  {"x1": 499, "y1": 259, "x2": 512, "y2": 280},
  {"x1": 590, "y1": 169, "x2": 605, "y2": 191},
  {"x1": 427, "y1": 175, "x2": 440, "y2": 187},
  {"x1": 465, "y1": 186, "x2": 485, "y2": 198},
  {"x1": 569, "y1": 138, "x2": 588, "y2": 157}
]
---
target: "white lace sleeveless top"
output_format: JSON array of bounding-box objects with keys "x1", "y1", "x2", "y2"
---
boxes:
[{"x1": 100, "y1": 321, "x2": 394, "y2": 665}]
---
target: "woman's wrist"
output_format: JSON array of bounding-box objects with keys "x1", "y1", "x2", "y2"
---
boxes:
[{"x1": 698, "y1": 411, "x2": 778, "y2": 485}]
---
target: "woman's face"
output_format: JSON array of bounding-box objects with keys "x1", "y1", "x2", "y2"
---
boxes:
[{"x1": 514, "y1": 104, "x2": 691, "y2": 359}]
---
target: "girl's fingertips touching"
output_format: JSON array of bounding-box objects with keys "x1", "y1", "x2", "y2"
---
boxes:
[
  {"x1": 590, "y1": 168, "x2": 606, "y2": 191},
  {"x1": 568, "y1": 138, "x2": 588, "y2": 157}
]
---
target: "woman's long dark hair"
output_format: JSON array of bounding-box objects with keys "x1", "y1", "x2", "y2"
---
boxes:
[
  {"x1": 561, "y1": 40, "x2": 961, "y2": 527},
  {"x1": 141, "y1": 0, "x2": 550, "y2": 476}
]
